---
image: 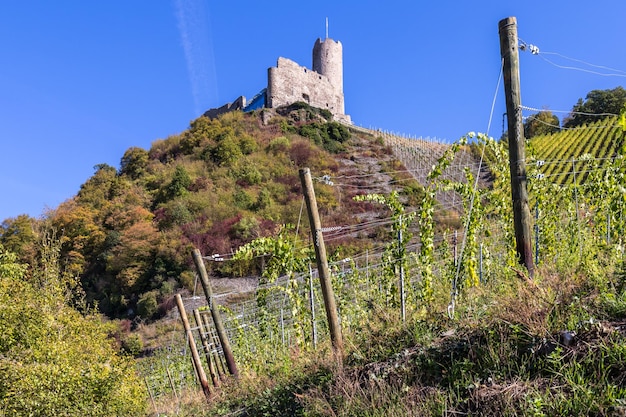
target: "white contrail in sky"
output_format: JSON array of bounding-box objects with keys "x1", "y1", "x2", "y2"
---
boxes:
[{"x1": 173, "y1": 0, "x2": 218, "y2": 117}]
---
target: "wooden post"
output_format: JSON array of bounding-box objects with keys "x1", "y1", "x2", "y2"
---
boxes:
[
  {"x1": 166, "y1": 366, "x2": 180, "y2": 402},
  {"x1": 499, "y1": 16, "x2": 535, "y2": 277},
  {"x1": 299, "y1": 168, "x2": 344, "y2": 358},
  {"x1": 397, "y1": 220, "x2": 406, "y2": 323},
  {"x1": 535, "y1": 202, "x2": 540, "y2": 266},
  {"x1": 144, "y1": 378, "x2": 158, "y2": 414},
  {"x1": 308, "y1": 264, "x2": 318, "y2": 348},
  {"x1": 175, "y1": 294, "x2": 212, "y2": 400},
  {"x1": 200, "y1": 313, "x2": 226, "y2": 378},
  {"x1": 193, "y1": 309, "x2": 220, "y2": 387},
  {"x1": 192, "y1": 249, "x2": 240, "y2": 378}
]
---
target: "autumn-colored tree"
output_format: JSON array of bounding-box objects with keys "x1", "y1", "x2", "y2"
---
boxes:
[
  {"x1": 77, "y1": 163, "x2": 117, "y2": 209},
  {"x1": 50, "y1": 199, "x2": 106, "y2": 278},
  {"x1": 0, "y1": 214, "x2": 37, "y2": 263}
]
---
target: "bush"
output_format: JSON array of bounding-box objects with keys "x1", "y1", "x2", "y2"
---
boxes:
[
  {"x1": 298, "y1": 121, "x2": 351, "y2": 153},
  {"x1": 121, "y1": 333, "x2": 144, "y2": 357},
  {"x1": 137, "y1": 290, "x2": 159, "y2": 319},
  {"x1": 268, "y1": 136, "x2": 291, "y2": 155},
  {"x1": 231, "y1": 160, "x2": 263, "y2": 185},
  {"x1": 0, "y1": 244, "x2": 146, "y2": 416}
]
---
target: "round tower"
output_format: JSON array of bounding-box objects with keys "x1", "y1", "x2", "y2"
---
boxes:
[{"x1": 312, "y1": 38, "x2": 343, "y2": 94}]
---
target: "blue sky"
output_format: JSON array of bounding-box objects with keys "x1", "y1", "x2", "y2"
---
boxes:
[{"x1": 1, "y1": 1, "x2": 625, "y2": 221}]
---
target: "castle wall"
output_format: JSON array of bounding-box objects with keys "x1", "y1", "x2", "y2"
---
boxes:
[
  {"x1": 267, "y1": 57, "x2": 349, "y2": 122},
  {"x1": 203, "y1": 96, "x2": 246, "y2": 119}
]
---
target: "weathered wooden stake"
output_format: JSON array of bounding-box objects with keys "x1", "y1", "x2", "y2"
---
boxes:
[
  {"x1": 499, "y1": 16, "x2": 535, "y2": 277},
  {"x1": 144, "y1": 377, "x2": 158, "y2": 413},
  {"x1": 280, "y1": 308, "x2": 285, "y2": 346},
  {"x1": 479, "y1": 243, "x2": 484, "y2": 284},
  {"x1": 193, "y1": 309, "x2": 220, "y2": 387},
  {"x1": 397, "y1": 220, "x2": 406, "y2": 323},
  {"x1": 308, "y1": 264, "x2": 318, "y2": 347},
  {"x1": 299, "y1": 168, "x2": 344, "y2": 359},
  {"x1": 192, "y1": 248, "x2": 240, "y2": 378},
  {"x1": 175, "y1": 294, "x2": 212, "y2": 400},
  {"x1": 200, "y1": 313, "x2": 227, "y2": 378},
  {"x1": 166, "y1": 366, "x2": 180, "y2": 402}
]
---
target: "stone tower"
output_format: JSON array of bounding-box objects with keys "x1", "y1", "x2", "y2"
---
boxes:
[{"x1": 312, "y1": 38, "x2": 345, "y2": 114}]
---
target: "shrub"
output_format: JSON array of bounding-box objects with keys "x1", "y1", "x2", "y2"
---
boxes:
[
  {"x1": 239, "y1": 133, "x2": 258, "y2": 154},
  {"x1": 137, "y1": 290, "x2": 159, "y2": 319},
  {"x1": 0, "y1": 244, "x2": 146, "y2": 416},
  {"x1": 231, "y1": 160, "x2": 263, "y2": 185},
  {"x1": 268, "y1": 136, "x2": 291, "y2": 155},
  {"x1": 298, "y1": 121, "x2": 351, "y2": 154},
  {"x1": 211, "y1": 133, "x2": 243, "y2": 166},
  {"x1": 121, "y1": 333, "x2": 144, "y2": 357}
]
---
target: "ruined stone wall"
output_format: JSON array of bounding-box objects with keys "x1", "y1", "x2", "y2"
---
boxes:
[
  {"x1": 203, "y1": 96, "x2": 246, "y2": 119},
  {"x1": 267, "y1": 56, "x2": 349, "y2": 122}
]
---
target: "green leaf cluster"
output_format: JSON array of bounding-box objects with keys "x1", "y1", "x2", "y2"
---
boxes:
[{"x1": 0, "y1": 244, "x2": 145, "y2": 416}]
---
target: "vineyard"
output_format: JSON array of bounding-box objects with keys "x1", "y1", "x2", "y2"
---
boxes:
[
  {"x1": 529, "y1": 116, "x2": 624, "y2": 186},
  {"x1": 140, "y1": 122, "x2": 626, "y2": 415}
]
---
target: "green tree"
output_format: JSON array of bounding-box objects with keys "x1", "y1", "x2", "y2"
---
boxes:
[
  {"x1": 119, "y1": 146, "x2": 149, "y2": 179},
  {"x1": 0, "y1": 243, "x2": 27, "y2": 279},
  {"x1": 211, "y1": 132, "x2": 243, "y2": 166},
  {"x1": 164, "y1": 165, "x2": 192, "y2": 200},
  {"x1": 523, "y1": 110, "x2": 560, "y2": 138},
  {"x1": 563, "y1": 86, "x2": 626, "y2": 128}
]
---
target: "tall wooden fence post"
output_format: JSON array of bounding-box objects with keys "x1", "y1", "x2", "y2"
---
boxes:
[
  {"x1": 499, "y1": 16, "x2": 535, "y2": 277},
  {"x1": 175, "y1": 294, "x2": 212, "y2": 400},
  {"x1": 299, "y1": 168, "x2": 344, "y2": 359},
  {"x1": 192, "y1": 249, "x2": 240, "y2": 379}
]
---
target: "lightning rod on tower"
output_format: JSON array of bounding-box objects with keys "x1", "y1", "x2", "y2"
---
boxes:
[{"x1": 325, "y1": 17, "x2": 328, "y2": 39}]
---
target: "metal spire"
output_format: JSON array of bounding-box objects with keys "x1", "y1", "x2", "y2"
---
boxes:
[{"x1": 325, "y1": 17, "x2": 328, "y2": 39}]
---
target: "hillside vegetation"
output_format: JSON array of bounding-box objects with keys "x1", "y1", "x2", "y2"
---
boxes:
[
  {"x1": 2, "y1": 104, "x2": 412, "y2": 321},
  {"x1": 2, "y1": 89, "x2": 626, "y2": 416}
]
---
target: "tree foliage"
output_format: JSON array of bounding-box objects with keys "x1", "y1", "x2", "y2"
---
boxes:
[
  {"x1": 563, "y1": 86, "x2": 626, "y2": 128},
  {"x1": 119, "y1": 146, "x2": 149, "y2": 179},
  {"x1": 0, "y1": 215, "x2": 36, "y2": 264},
  {"x1": 524, "y1": 110, "x2": 560, "y2": 139},
  {"x1": 0, "y1": 243, "x2": 145, "y2": 416}
]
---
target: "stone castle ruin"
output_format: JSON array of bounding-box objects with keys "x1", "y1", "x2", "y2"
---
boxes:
[{"x1": 204, "y1": 37, "x2": 350, "y2": 123}]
